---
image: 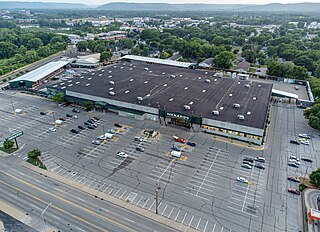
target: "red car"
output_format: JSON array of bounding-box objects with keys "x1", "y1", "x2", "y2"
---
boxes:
[
  {"x1": 288, "y1": 188, "x2": 300, "y2": 195},
  {"x1": 287, "y1": 176, "x2": 300, "y2": 183},
  {"x1": 173, "y1": 136, "x2": 185, "y2": 143}
]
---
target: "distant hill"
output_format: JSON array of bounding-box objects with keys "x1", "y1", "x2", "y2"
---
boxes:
[
  {"x1": 0, "y1": 1, "x2": 88, "y2": 9},
  {"x1": 98, "y1": 2, "x2": 320, "y2": 12}
]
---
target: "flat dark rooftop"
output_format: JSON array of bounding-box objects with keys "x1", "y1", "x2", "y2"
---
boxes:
[{"x1": 50, "y1": 61, "x2": 272, "y2": 129}]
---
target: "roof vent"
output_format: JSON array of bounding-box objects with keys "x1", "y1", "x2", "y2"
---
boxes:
[
  {"x1": 189, "y1": 102, "x2": 193, "y2": 105},
  {"x1": 109, "y1": 81, "x2": 114, "y2": 85},
  {"x1": 258, "y1": 84, "x2": 261, "y2": 87},
  {"x1": 253, "y1": 97, "x2": 257, "y2": 100},
  {"x1": 109, "y1": 87, "x2": 114, "y2": 90},
  {"x1": 88, "y1": 77, "x2": 92, "y2": 80},
  {"x1": 233, "y1": 103, "x2": 240, "y2": 108},
  {"x1": 86, "y1": 83, "x2": 90, "y2": 86},
  {"x1": 170, "y1": 75, "x2": 175, "y2": 78},
  {"x1": 108, "y1": 75, "x2": 112, "y2": 78},
  {"x1": 214, "y1": 79, "x2": 217, "y2": 82},
  {"x1": 164, "y1": 84, "x2": 167, "y2": 87},
  {"x1": 76, "y1": 82, "x2": 80, "y2": 85},
  {"x1": 130, "y1": 79, "x2": 134, "y2": 82},
  {"x1": 130, "y1": 68, "x2": 133, "y2": 71},
  {"x1": 205, "y1": 72, "x2": 208, "y2": 75},
  {"x1": 184, "y1": 87, "x2": 188, "y2": 90},
  {"x1": 205, "y1": 79, "x2": 211, "y2": 83},
  {"x1": 169, "y1": 98, "x2": 174, "y2": 102},
  {"x1": 202, "y1": 90, "x2": 206, "y2": 93},
  {"x1": 245, "y1": 84, "x2": 250, "y2": 88},
  {"x1": 229, "y1": 94, "x2": 233, "y2": 97},
  {"x1": 109, "y1": 71, "x2": 112, "y2": 73},
  {"x1": 238, "y1": 115, "x2": 245, "y2": 120},
  {"x1": 109, "y1": 91, "x2": 115, "y2": 96},
  {"x1": 99, "y1": 74, "x2": 102, "y2": 77},
  {"x1": 238, "y1": 81, "x2": 240, "y2": 84},
  {"x1": 144, "y1": 81, "x2": 148, "y2": 84},
  {"x1": 247, "y1": 111, "x2": 252, "y2": 115},
  {"x1": 144, "y1": 67, "x2": 149, "y2": 71},
  {"x1": 125, "y1": 90, "x2": 130, "y2": 94},
  {"x1": 137, "y1": 97, "x2": 143, "y2": 101},
  {"x1": 184, "y1": 105, "x2": 191, "y2": 110},
  {"x1": 162, "y1": 72, "x2": 166, "y2": 75},
  {"x1": 219, "y1": 107, "x2": 224, "y2": 110},
  {"x1": 179, "y1": 74, "x2": 182, "y2": 77},
  {"x1": 212, "y1": 110, "x2": 220, "y2": 115},
  {"x1": 149, "y1": 71, "x2": 152, "y2": 73},
  {"x1": 80, "y1": 76, "x2": 84, "y2": 79}
]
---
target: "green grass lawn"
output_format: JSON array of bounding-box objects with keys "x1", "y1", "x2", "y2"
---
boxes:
[
  {"x1": 0, "y1": 146, "x2": 18, "y2": 154},
  {"x1": 27, "y1": 157, "x2": 47, "y2": 170}
]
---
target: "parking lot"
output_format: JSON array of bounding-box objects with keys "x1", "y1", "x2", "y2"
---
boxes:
[{"x1": 1, "y1": 91, "x2": 320, "y2": 232}]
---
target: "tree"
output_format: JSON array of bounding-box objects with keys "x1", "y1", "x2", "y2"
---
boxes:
[
  {"x1": 119, "y1": 38, "x2": 134, "y2": 49},
  {"x1": 310, "y1": 168, "x2": 320, "y2": 187},
  {"x1": 50, "y1": 36, "x2": 64, "y2": 44},
  {"x1": 243, "y1": 50, "x2": 257, "y2": 63},
  {"x1": 315, "y1": 64, "x2": 320, "y2": 78},
  {"x1": 27, "y1": 149, "x2": 41, "y2": 159},
  {"x1": 52, "y1": 93, "x2": 64, "y2": 103},
  {"x1": 94, "y1": 43, "x2": 106, "y2": 53},
  {"x1": 83, "y1": 101, "x2": 93, "y2": 111},
  {"x1": 3, "y1": 140, "x2": 14, "y2": 150},
  {"x1": 76, "y1": 41, "x2": 88, "y2": 52},
  {"x1": 214, "y1": 51, "x2": 236, "y2": 69},
  {"x1": 27, "y1": 38, "x2": 43, "y2": 50},
  {"x1": 0, "y1": 42, "x2": 17, "y2": 59},
  {"x1": 100, "y1": 51, "x2": 112, "y2": 62}
]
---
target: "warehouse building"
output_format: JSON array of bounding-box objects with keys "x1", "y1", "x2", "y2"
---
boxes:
[
  {"x1": 9, "y1": 61, "x2": 69, "y2": 89},
  {"x1": 47, "y1": 60, "x2": 272, "y2": 145}
]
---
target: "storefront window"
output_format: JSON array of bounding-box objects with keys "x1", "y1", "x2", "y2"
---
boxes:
[
  {"x1": 245, "y1": 134, "x2": 252, "y2": 138},
  {"x1": 254, "y1": 136, "x2": 261, "y2": 140},
  {"x1": 219, "y1": 128, "x2": 225, "y2": 133},
  {"x1": 210, "y1": 127, "x2": 216, "y2": 131}
]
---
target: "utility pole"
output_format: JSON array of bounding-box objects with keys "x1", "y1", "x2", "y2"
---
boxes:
[
  {"x1": 156, "y1": 187, "x2": 159, "y2": 214},
  {"x1": 41, "y1": 202, "x2": 52, "y2": 232},
  {"x1": 52, "y1": 112, "x2": 56, "y2": 126}
]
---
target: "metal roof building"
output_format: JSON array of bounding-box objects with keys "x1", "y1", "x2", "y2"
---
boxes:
[
  {"x1": 121, "y1": 55, "x2": 195, "y2": 68},
  {"x1": 9, "y1": 61, "x2": 69, "y2": 88}
]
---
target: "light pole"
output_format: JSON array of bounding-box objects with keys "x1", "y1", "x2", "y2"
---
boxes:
[
  {"x1": 11, "y1": 101, "x2": 15, "y2": 115},
  {"x1": 41, "y1": 202, "x2": 52, "y2": 232},
  {"x1": 155, "y1": 184, "x2": 161, "y2": 214},
  {"x1": 52, "y1": 112, "x2": 56, "y2": 126}
]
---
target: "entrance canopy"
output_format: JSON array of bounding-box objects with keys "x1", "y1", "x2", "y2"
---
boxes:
[{"x1": 308, "y1": 208, "x2": 320, "y2": 223}]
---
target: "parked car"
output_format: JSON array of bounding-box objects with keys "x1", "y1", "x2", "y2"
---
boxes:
[
  {"x1": 241, "y1": 163, "x2": 252, "y2": 169},
  {"x1": 108, "y1": 129, "x2": 116, "y2": 134},
  {"x1": 136, "y1": 147, "x2": 144, "y2": 152},
  {"x1": 255, "y1": 164, "x2": 265, "y2": 169},
  {"x1": 73, "y1": 115, "x2": 78, "y2": 119},
  {"x1": 48, "y1": 127, "x2": 56, "y2": 132},
  {"x1": 172, "y1": 144, "x2": 181, "y2": 151},
  {"x1": 287, "y1": 176, "x2": 300, "y2": 183},
  {"x1": 255, "y1": 157, "x2": 266, "y2": 163},
  {"x1": 66, "y1": 114, "x2": 73, "y2": 118},
  {"x1": 84, "y1": 122, "x2": 90, "y2": 126},
  {"x1": 288, "y1": 162, "x2": 299, "y2": 168},
  {"x1": 288, "y1": 159, "x2": 301, "y2": 165},
  {"x1": 40, "y1": 111, "x2": 47, "y2": 115},
  {"x1": 91, "y1": 123, "x2": 98, "y2": 128},
  {"x1": 288, "y1": 188, "x2": 300, "y2": 195},
  {"x1": 290, "y1": 140, "x2": 300, "y2": 145},
  {"x1": 59, "y1": 117, "x2": 66, "y2": 121},
  {"x1": 92, "y1": 140, "x2": 101, "y2": 145},
  {"x1": 173, "y1": 136, "x2": 186, "y2": 143},
  {"x1": 301, "y1": 157, "x2": 313, "y2": 163},
  {"x1": 134, "y1": 137, "x2": 143, "y2": 142},
  {"x1": 93, "y1": 116, "x2": 100, "y2": 121},
  {"x1": 87, "y1": 119, "x2": 94, "y2": 124},
  {"x1": 72, "y1": 108, "x2": 80, "y2": 113},
  {"x1": 300, "y1": 140, "x2": 310, "y2": 145},
  {"x1": 186, "y1": 141, "x2": 197, "y2": 147},
  {"x1": 289, "y1": 156, "x2": 299, "y2": 161},
  {"x1": 70, "y1": 129, "x2": 80, "y2": 134},
  {"x1": 78, "y1": 125, "x2": 85, "y2": 130},
  {"x1": 299, "y1": 134, "x2": 311, "y2": 139},
  {"x1": 243, "y1": 157, "x2": 254, "y2": 162},
  {"x1": 242, "y1": 160, "x2": 253, "y2": 166},
  {"x1": 91, "y1": 118, "x2": 98, "y2": 122},
  {"x1": 87, "y1": 125, "x2": 95, "y2": 129},
  {"x1": 114, "y1": 123, "x2": 122, "y2": 128},
  {"x1": 237, "y1": 177, "x2": 249, "y2": 184},
  {"x1": 117, "y1": 151, "x2": 128, "y2": 158}
]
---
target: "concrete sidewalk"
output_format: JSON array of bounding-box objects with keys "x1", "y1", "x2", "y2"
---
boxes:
[{"x1": 22, "y1": 162, "x2": 197, "y2": 232}]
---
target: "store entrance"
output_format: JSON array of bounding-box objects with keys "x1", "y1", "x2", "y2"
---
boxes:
[{"x1": 168, "y1": 118, "x2": 191, "y2": 128}]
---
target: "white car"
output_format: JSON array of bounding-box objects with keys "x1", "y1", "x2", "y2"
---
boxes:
[
  {"x1": 92, "y1": 140, "x2": 101, "y2": 145},
  {"x1": 241, "y1": 163, "x2": 252, "y2": 169},
  {"x1": 117, "y1": 152, "x2": 128, "y2": 158},
  {"x1": 108, "y1": 129, "x2": 116, "y2": 134},
  {"x1": 48, "y1": 127, "x2": 56, "y2": 132},
  {"x1": 299, "y1": 134, "x2": 310, "y2": 139},
  {"x1": 134, "y1": 137, "x2": 143, "y2": 142},
  {"x1": 73, "y1": 115, "x2": 78, "y2": 119},
  {"x1": 237, "y1": 177, "x2": 249, "y2": 184},
  {"x1": 300, "y1": 140, "x2": 310, "y2": 145},
  {"x1": 289, "y1": 159, "x2": 301, "y2": 165},
  {"x1": 289, "y1": 156, "x2": 300, "y2": 161},
  {"x1": 97, "y1": 135, "x2": 107, "y2": 140}
]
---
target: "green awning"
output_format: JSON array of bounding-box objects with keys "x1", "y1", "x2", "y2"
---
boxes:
[{"x1": 95, "y1": 101, "x2": 108, "y2": 106}]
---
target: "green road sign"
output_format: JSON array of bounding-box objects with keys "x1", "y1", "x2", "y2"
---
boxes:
[{"x1": 5, "y1": 131, "x2": 23, "y2": 141}]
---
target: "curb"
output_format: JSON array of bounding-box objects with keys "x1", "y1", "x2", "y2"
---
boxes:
[
  {"x1": 21, "y1": 162, "x2": 197, "y2": 232},
  {"x1": 213, "y1": 137, "x2": 264, "y2": 151}
]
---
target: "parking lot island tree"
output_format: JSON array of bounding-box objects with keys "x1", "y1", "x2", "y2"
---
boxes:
[
  {"x1": 27, "y1": 149, "x2": 42, "y2": 159},
  {"x1": 3, "y1": 140, "x2": 14, "y2": 150},
  {"x1": 83, "y1": 101, "x2": 94, "y2": 111},
  {"x1": 52, "y1": 93, "x2": 64, "y2": 103}
]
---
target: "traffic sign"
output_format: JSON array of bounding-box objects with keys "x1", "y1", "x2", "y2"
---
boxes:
[{"x1": 5, "y1": 131, "x2": 23, "y2": 141}]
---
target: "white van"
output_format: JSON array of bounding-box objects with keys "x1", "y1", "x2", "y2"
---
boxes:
[
  {"x1": 171, "y1": 151, "x2": 181, "y2": 158},
  {"x1": 55, "y1": 119, "x2": 63, "y2": 125},
  {"x1": 15, "y1": 109, "x2": 23, "y2": 114}
]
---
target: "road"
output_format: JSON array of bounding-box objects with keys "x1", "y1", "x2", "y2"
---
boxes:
[{"x1": 0, "y1": 159, "x2": 178, "y2": 232}]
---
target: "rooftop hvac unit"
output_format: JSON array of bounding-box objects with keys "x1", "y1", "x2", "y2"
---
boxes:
[
  {"x1": 162, "y1": 72, "x2": 166, "y2": 75},
  {"x1": 130, "y1": 68, "x2": 133, "y2": 70},
  {"x1": 137, "y1": 97, "x2": 143, "y2": 101},
  {"x1": 253, "y1": 97, "x2": 257, "y2": 100},
  {"x1": 109, "y1": 71, "x2": 112, "y2": 73},
  {"x1": 229, "y1": 94, "x2": 233, "y2": 97},
  {"x1": 238, "y1": 115, "x2": 245, "y2": 120},
  {"x1": 219, "y1": 106, "x2": 224, "y2": 110},
  {"x1": 214, "y1": 79, "x2": 217, "y2": 82},
  {"x1": 109, "y1": 92, "x2": 115, "y2": 96},
  {"x1": 238, "y1": 82, "x2": 241, "y2": 85},
  {"x1": 184, "y1": 105, "x2": 191, "y2": 110},
  {"x1": 233, "y1": 103, "x2": 240, "y2": 108},
  {"x1": 247, "y1": 111, "x2": 252, "y2": 115},
  {"x1": 205, "y1": 79, "x2": 211, "y2": 83},
  {"x1": 245, "y1": 84, "x2": 250, "y2": 88},
  {"x1": 149, "y1": 71, "x2": 152, "y2": 73},
  {"x1": 205, "y1": 72, "x2": 208, "y2": 75},
  {"x1": 180, "y1": 74, "x2": 183, "y2": 77},
  {"x1": 144, "y1": 67, "x2": 149, "y2": 71},
  {"x1": 109, "y1": 87, "x2": 114, "y2": 90},
  {"x1": 212, "y1": 110, "x2": 219, "y2": 115},
  {"x1": 130, "y1": 79, "x2": 134, "y2": 82},
  {"x1": 109, "y1": 81, "x2": 114, "y2": 85},
  {"x1": 258, "y1": 84, "x2": 261, "y2": 87},
  {"x1": 170, "y1": 75, "x2": 175, "y2": 78}
]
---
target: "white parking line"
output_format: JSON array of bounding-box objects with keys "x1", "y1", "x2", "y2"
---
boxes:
[
  {"x1": 188, "y1": 215, "x2": 194, "y2": 227},
  {"x1": 103, "y1": 184, "x2": 111, "y2": 193},
  {"x1": 98, "y1": 183, "x2": 105, "y2": 191},
  {"x1": 142, "y1": 198, "x2": 149, "y2": 208},
  {"x1": 203, "y1": 220, "x2": 208, "y2": 232},
  {"x1": 148, "y1": 200, "x2": 155, "y2": 211},
  {"x1": 212, "y1": 223, "x2": 216, "y2": 232},
  {"x1": 119, "y1": 190, "x2": 127, "y2": 199},
  {"x1": 174, "y1": 210, "x2": 180, "y2": 221},
  {"x1": 227, "y1": 205, "x2": 258, "y2": 217},
  {"x1": 192, "y1": 175, "x2": 218, "y2": 182},
  {"x1": 114, "y1": 188, "x2": 122, "y2": 197},
  {"x1": 167, "y1": 207, "x2": 174, "y2": 218},
  {"x1": 196, "y1": 218, "x2": 201, "y2": 229},
  {"x1": 161, "y1": 205, "x2": 168, "y2": 216},
  {"x1": 185, "y1": 191, "x2": 211, "y2": 201},
  {"x1": 181, "y1": 212, "x2": 188, "y2": 224},
  {"x1": 88, "y1": 179, "x2": 96, "y2": 187},
  {"x1": 136, "y1": 196, "x2": 144, "y2": 206}
]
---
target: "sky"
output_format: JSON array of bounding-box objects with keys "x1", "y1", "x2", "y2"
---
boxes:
[{"x1": 2, "y1": 0, "x2": 320, "y2": 5}]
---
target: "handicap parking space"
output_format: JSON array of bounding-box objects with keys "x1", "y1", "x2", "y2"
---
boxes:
[{"x1": 184, "y1": 147, "x2": 229, "y2": 201}]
